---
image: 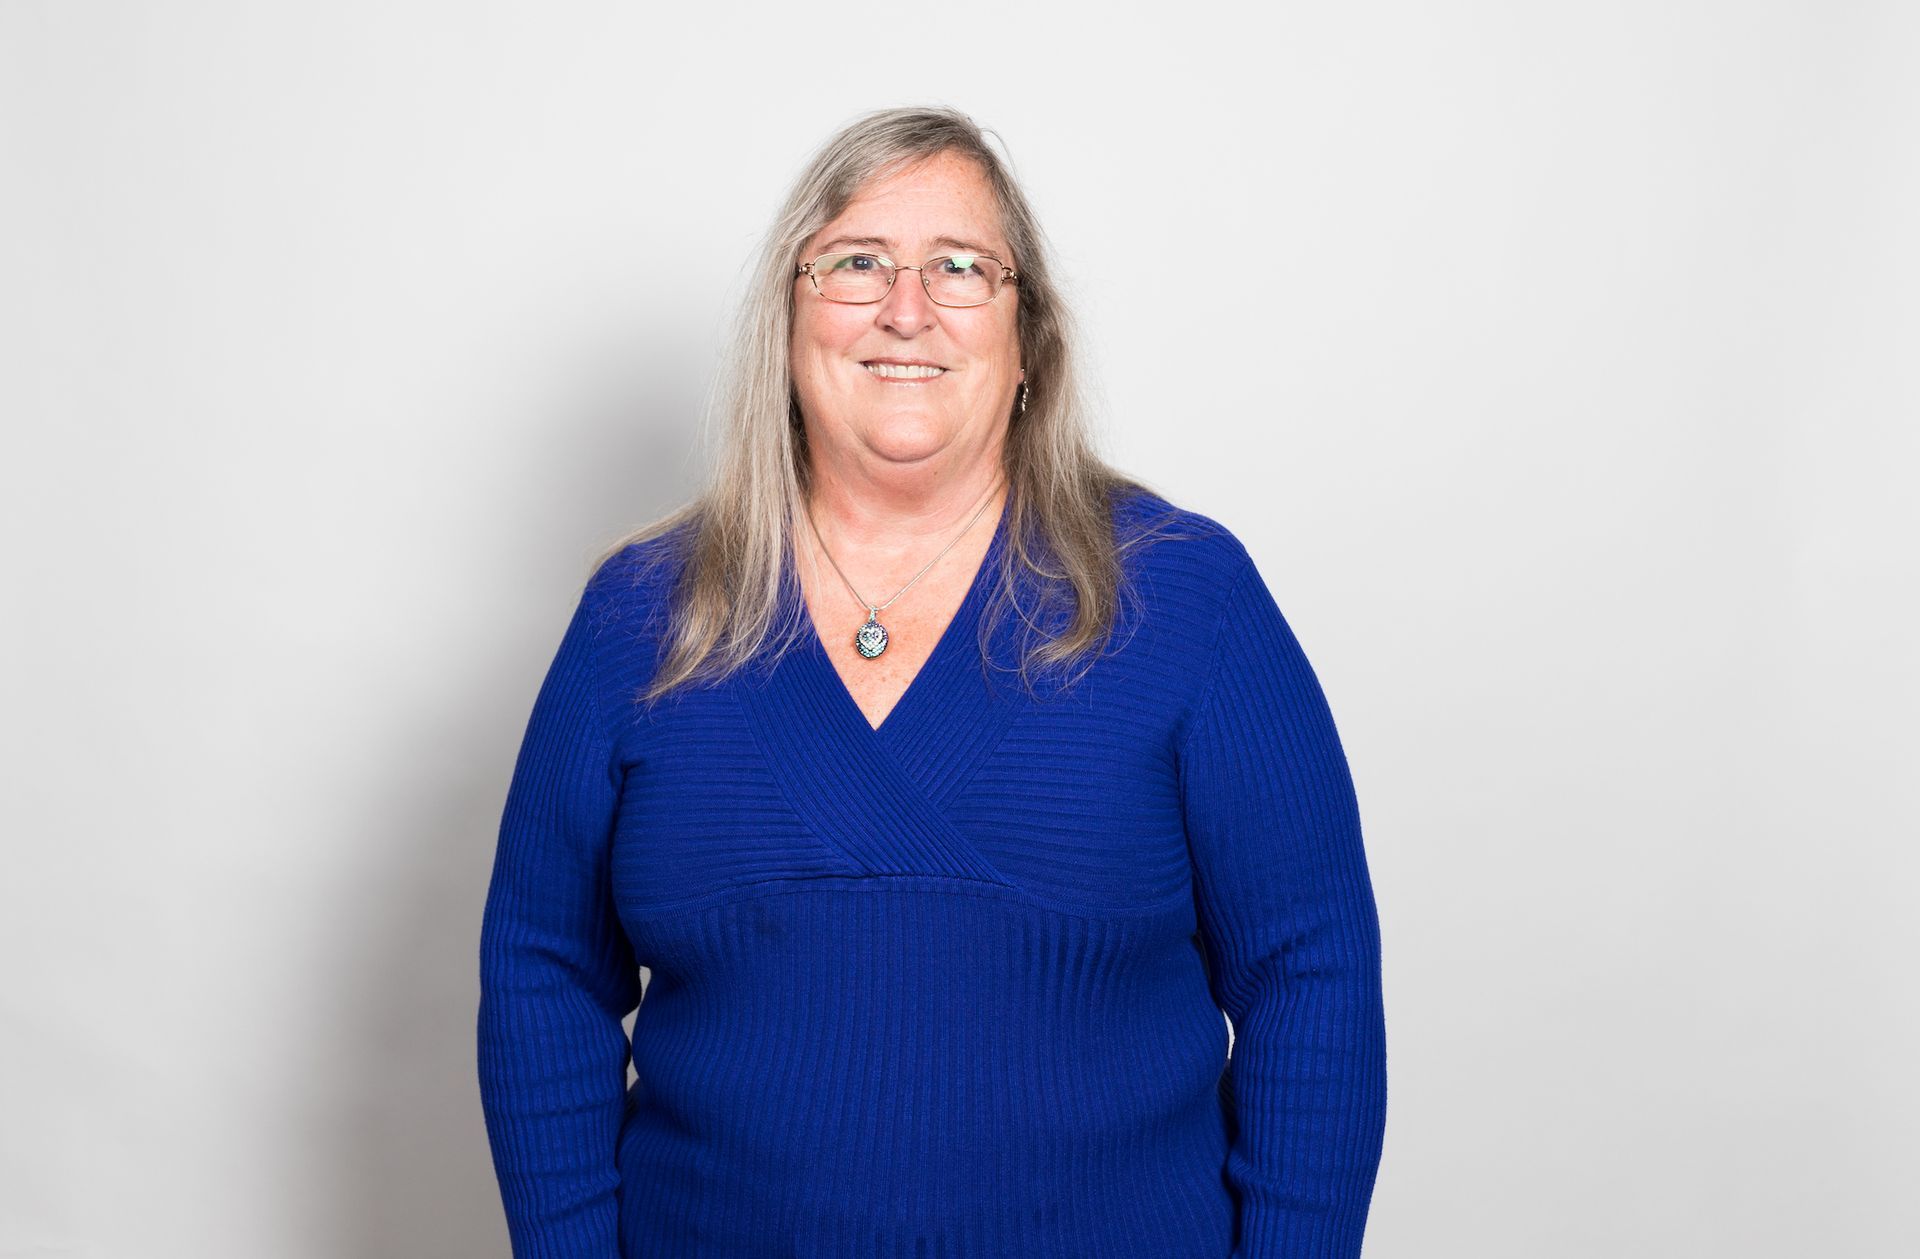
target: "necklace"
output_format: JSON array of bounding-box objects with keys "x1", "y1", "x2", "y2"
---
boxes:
[{"x1": 802, "y1": 480, "x2": 1003, "y2": 660}]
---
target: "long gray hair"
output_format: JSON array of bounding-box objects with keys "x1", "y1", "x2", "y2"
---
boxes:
[{"x1": 599, "y1": 105, "x2": 1187, "y2": 710}]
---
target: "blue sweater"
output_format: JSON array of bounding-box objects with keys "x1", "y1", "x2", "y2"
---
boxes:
[{"x1": 476, "y1": 490, "x2": 1387, "y2": 1258}]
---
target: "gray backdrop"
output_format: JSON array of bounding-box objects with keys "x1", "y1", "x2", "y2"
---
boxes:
[{"x1": 3, "y1": 2, "x2": 1914, "y2": 1256}]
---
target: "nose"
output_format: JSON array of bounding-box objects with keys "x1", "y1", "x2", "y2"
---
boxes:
[{"x1": 876, "y1": 265, "x2": 937, "y2": 335}]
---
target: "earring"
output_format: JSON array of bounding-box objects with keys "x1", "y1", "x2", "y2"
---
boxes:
[{"x1": 1018, "y1": 381, "x2": 1029, "y2": 415}]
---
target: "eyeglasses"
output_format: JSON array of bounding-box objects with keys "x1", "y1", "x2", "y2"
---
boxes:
[{"x1": 796, "y1": 251, "x2": 1020, "y2": 308}]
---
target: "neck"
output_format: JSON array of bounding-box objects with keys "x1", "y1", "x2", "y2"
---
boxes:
[{"x1": 803, "y1": 470, "x2": 1006, "y2": 562}]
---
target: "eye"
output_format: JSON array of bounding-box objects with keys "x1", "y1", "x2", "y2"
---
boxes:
[
  {"x1": 939, "y1": 254, "x2": 983, "y2": 276},
  {"x1": 833, "y1": 253, "x2": 886, "y2": 272}
]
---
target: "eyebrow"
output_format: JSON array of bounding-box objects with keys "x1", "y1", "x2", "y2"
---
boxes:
[{"x1": 817, "y1": 234, "x2": 1002, "y2": 257}]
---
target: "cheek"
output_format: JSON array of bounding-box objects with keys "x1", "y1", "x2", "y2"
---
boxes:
[
  {"x1": 795, "y1": 308, "x2": 862, "y2": 364},
  {"x1": 791, "y1": 324, "x2": 833, "y2": 386},
  {"x1": 984, "y1": 311, "x2": 1021, "y2": 370}
]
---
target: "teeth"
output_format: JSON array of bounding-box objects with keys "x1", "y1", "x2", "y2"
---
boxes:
[{"x1": 865, "y1": 362, "x2": 945, "y2": 379}]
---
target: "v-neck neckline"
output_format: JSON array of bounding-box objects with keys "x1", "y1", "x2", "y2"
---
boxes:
[
  {"x1": 794, "y1": 494, "x2": 1010, "y2": 738},
  {"x1": 733, "y1": 496, "x2": 1029, "y2": 882}
]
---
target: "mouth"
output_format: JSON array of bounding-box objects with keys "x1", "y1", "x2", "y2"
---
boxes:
[{"x1": 861, "y1": 359, "x2": 948, "y2": 382}]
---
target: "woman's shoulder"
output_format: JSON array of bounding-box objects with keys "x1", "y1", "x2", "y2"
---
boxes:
[
  {"x1": 581, "y1": 516, "x2": 700, "y2": 634},
  {"x1": 1110, "y1": 483, "x2": 1257, "y2": 591}
]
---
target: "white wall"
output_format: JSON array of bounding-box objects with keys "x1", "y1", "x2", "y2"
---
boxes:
[{"x1": 3, "y1": 2, "x2": 1914, "y2": 1256}]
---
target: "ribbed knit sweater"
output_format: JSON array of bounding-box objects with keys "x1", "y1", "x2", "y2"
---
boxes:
[{"x1": 476, "y1": 490, "x2": 1387, "y2": 1259}]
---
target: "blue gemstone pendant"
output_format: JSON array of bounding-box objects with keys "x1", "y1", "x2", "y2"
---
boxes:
[{"x1": 854, "y1": 607, "x2": 889, "y2": 659}]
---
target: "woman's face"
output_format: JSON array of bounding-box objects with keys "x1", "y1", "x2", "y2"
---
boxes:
[{"x1": 790, "y1": 151, "x2": 1024, "y2": 479}]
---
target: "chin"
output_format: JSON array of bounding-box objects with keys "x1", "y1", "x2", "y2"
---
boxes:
[{"x1": 861, "y1": 414, "x2": 950, "y2": 455}]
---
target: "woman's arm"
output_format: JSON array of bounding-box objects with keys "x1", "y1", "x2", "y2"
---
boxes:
[
  {"x1": 1178, "y1": 552, "x2": 1389, "y2": 1259},
  {"x1": 477, "y1": 582, "x2": 642, "y2": 1258}
]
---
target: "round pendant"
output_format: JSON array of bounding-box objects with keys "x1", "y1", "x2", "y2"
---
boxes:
[{"x1": 854, "y1": 610, "x2": 889, "y2": 659}]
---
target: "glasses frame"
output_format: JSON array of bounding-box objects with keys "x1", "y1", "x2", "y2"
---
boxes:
[{"x1": 796, "y1": 251, "x2": 1021, "y2": 308}]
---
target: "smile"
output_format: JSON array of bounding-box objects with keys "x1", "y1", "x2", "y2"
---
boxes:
[{"x1": 863, "y1": 362, "x2": 947, "y2": 380}]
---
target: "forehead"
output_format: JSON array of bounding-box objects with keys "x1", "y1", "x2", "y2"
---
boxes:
[
  {"x1": 814, "y1": 232, "x2": 1001, "y2": 258},
  {"x1": 809, "y1": 155, "x2": 1009, "y2": 258}
]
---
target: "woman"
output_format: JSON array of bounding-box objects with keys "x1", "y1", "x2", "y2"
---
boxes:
[{"x1": 477, "y1": 106, "x2": 1387, "y2": 1259}]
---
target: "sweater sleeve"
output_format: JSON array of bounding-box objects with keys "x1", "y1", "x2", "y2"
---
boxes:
[
  {"x1": 1177, "y1": 553, "x2": 1388, "y2": 1259},
  {"x1": 477, "y1": 580, "x2": 643, "y2": 1258}
]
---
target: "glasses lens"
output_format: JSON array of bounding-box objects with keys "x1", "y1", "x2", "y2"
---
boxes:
[
  {"x1": 812, "y1": 253, "x2": 894, "y2": 303},
  {"x1": 925, "y1": 255, "x2": 1001, "y2": 306}
]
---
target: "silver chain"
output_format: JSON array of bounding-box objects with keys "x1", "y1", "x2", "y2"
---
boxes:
[{"x1": 802, "y1": 478, "x2": 1003, "y2": 620}]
